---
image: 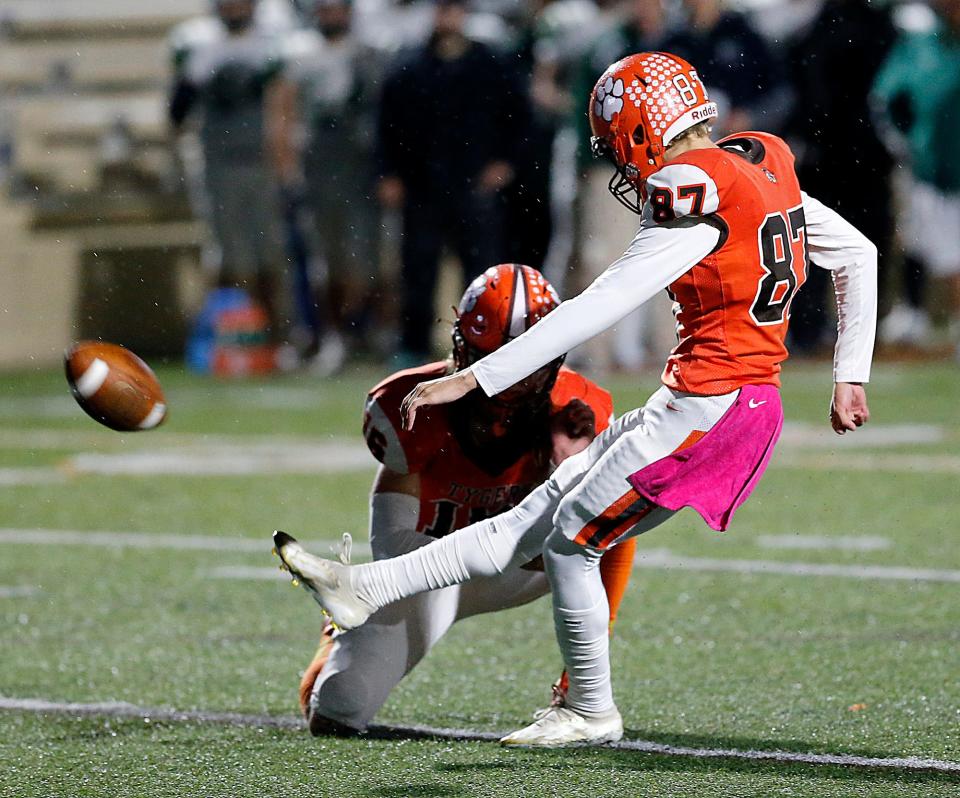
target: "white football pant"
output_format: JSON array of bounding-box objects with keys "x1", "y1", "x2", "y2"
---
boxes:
[
  {"x1": 351, "y1": 386, "x2": 739, "y2": 716},
  {"x1": 309, "y1": 496, "x2": 548, "y2": 730}
]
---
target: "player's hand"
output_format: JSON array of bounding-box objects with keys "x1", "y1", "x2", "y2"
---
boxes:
[
  {"x1": 550, "y1": 399, "x2": 596, "y2": 463},
  {"x1": 478, "y1": 160, "x2": 514, "y2": 193},
  {"x1": 830, "y1": 382, "x2": 870, "y2": 435},
  {"x1": 377, "y1": 176, "x2": 405, "y2": 208},
  {"x1": 401, "y1": 369, "x2": 478, "y2": 431}
]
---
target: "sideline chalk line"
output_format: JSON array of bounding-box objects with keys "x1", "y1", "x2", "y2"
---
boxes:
[{"x1": 2, "y1": 696, "x2": 958, "y2": 774}]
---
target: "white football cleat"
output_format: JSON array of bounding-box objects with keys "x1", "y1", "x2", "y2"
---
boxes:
[
  {"x1": 500, "y1": 705, "x2": 623, "y2": 748},
  {"x1": 272, "y1": 530, "x2": 374, "y2": 630}
]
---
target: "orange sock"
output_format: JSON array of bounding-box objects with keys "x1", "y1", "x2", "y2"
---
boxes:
[
  {"x1": 599, "y1": 536, "x2": 637, "y2": 631},
  {"x1": 298, "y1": 622, "x2": 337, "y2": 717}
]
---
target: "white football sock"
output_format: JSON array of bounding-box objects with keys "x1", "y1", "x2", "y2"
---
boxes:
[
  {"x1": 542, "y1": 529, "x2": 613, "y2": 715},
  {"x1": 351, "y1": 476, "x2": 562, "y2": 610}
]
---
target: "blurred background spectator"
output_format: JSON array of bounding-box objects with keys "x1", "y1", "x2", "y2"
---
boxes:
[
  {"x1": 785, "y1": 0, "x2": 896, "y2": 355},
  {"x1": 873, "y1": 0, "x2": 960, "y2": 356},
  {"x1": 570, "y1": 0, "x2": 673, "y2": 373},
  {"x1": 169, "y1": 0, "x2": 294, "y2": 353},
  {"x1": 376, "y1": 0, "x2": 520, "y2": 365},
  {"x1": 271, "y1": 0, "x2": 385, "y2": 374},
  {"x1": 2, "y1": 0, "x2": 959, "y2": 372},
  {"x1": 662, "y1": 0, "x2": 789, "y2": 136}
]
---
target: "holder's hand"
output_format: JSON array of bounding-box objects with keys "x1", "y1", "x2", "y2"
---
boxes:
[
  {"x1": 401, "y1": 369, "x2": 478, "y2": 430},
  {"x1": 550, "y1": 398, "x2": 597, "y2": 464}
]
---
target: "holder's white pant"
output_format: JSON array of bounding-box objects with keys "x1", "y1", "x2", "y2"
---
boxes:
[{"x1": 309, "y1": 524, "x2": 548, "y2": 730}]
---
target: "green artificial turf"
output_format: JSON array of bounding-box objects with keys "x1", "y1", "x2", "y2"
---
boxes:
[{"x1": 1, "y1": 361, "x2": 958, "y2": 797}]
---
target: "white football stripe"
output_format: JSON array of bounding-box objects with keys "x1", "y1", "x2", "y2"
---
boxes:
[
  {"x1": 1, "y1": 696, "x2": 958, "y2": 772},
  {"x1": 138, "y1": 403, "x2": 166, "y2": 430},
  {"x1": 508, "y1": 270, "x2": 528, "y2": 338},
  {"x1": 73, "y1": 358, "x2": 109, "y2": 398}
]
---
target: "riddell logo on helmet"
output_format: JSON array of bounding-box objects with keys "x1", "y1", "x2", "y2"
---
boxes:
[{"x1": 691, "y1": 103, "x2": 718, "y2": 122}]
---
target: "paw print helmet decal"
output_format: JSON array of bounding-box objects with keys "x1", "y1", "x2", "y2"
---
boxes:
[{"x1": 589, "y1": 52, "x2": 718, "y2": 212}]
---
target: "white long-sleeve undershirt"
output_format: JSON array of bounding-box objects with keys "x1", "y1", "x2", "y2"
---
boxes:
[
  {"x1": 471, "y1": 192, "x2": 878, "y2": 396},
  {"x1": 472, "y1": 217, "x2": 721, "y2": 396},
  {"x1": 800, "y1": 192, "x2": 878, "y2": 384}
]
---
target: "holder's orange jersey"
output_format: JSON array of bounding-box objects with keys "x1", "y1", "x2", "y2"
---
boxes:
[
  {"x1": 362, "y1": 364, "x2": 613, "y2": 538},
  {"x1": 646, "y1": 132, "x2": 809, "y2": 394}
]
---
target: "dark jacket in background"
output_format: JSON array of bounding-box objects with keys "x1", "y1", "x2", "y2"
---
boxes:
[
  {"x1": 377, "y1": 39, "x2": 519, "y2": 199},
  {"x1": 663, "y1": 13, "x2": 786, "y2": 128},
  {"x1": 787, "y1": 0, "x2": 897, "y2": 349}
]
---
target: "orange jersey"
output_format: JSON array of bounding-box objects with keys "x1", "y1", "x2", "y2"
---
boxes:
[
  {"x1": 362, "y1": 364, "x2": 614, "y2": 538},
  {"x1": 646, "y1": 132, "x2": 808, "y2": 394}
]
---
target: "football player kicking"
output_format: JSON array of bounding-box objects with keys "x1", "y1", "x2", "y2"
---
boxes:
[
  {"x1": 295, "y1": 263, "x2": 636, "y2": 735},
  {"x1": 272, "y1": 52, "x2": 877, "y2": 747}
]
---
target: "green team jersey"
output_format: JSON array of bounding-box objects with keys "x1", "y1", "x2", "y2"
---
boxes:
[
  {"x1": 282, "y1": 28, "x2": 380, "y2": 176},
  {"x1": 872, "y1": 22, "x2": 960, "y2": 191},
  {"x1": 170, "y1": 17, "x2": 285, "y2": 163}
]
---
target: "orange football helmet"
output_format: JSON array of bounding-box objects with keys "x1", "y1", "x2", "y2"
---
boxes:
[
  {"x1": 589, "y1": 52, "x2": 718, "y2": 212},
  {"x1": 453, "y1": 263, "x2": 563, "y2": 402}
]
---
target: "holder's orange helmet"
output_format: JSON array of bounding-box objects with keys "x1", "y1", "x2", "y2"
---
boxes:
[
  {"x1": 589, "y1": 52, "x2": 717, "y2": 212},
  {"x1": 453, "y1": 264, "x2": 560, "y2": 366},
  {"x1": 453, "y1": 263, "x2": 564, "y2": 418}
]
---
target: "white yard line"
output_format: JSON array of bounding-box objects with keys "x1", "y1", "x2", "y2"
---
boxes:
[
  {"x1": 201, "y1": 552, "x2": 960, "y2": 585},
  {"x1": 0, "y1": 528, "x2": 268, "y2": 552},
  {"x1": 757, "y1": 535, "x2": 891, "y2": 552},
  {"x1": 1, "y1": 696, "x2": 957, "y2": 773},
  {"x1": 0, "y1": 468, "x2": 67, "y2": 486},
  {"x1": 0, "y1": 586, "x2": 38, "y2": 598},
  {"x1": 775, "y1": 452, "x2": 960, "y2": 474},
  {"x1": 67, "y1": 441, "x2": 373, "y2": 476},
  {"x1": 0, "y1": 528, "x2": 373, "y2": 557},
  {"x1": 3, "y1": 529, "x2": 957, "y2": 583},
  {"x1": 777, "y1": 422, "x2": 945, "y2": 449},
  {"x1": 3, "y1": 449, "x2": 960, "y2": 482},
  {"x1": 635, "y1": 549, "x2": 960, "y2": 583},
  {"x1": 0, "y1": 422, "x2": 947, "y2": 454},
  {"x1": 0, "y1": 428, "x2": 360, "y2": 450}
]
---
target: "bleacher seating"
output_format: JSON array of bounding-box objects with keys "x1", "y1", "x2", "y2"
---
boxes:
[{"x1": 0, "y1": 0, "x2": 208, "y2": 366}]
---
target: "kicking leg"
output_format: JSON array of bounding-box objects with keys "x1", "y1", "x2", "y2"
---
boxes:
[{"x1": 274, "y1": 409, "x2": 646, "y2": 627}]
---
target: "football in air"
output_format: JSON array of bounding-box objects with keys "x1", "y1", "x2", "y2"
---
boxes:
[{"x1": 64, "y1": 341, "x2": 167, "y2": 432}]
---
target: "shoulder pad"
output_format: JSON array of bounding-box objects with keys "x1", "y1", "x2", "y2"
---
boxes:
[
  {"x1": 362, "y1": 395, "x2": 412, "y2": 473},
  {"x1": 643, "y1": 152, "x2": 730, "y2": 224},
  {"x1": 169, "y1": 17, "x2": 222, "y2": 67},
  {"x1": 718, "y1": 131, "x2": 796, "y2": 168},
  {"x1": 362, "y1": 364, "x2": 448, "y2": 474}
]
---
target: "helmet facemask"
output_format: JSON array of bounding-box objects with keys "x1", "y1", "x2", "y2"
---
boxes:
[{"x1": 591, "y1": 119, "x2": 661, "y2": 215}]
